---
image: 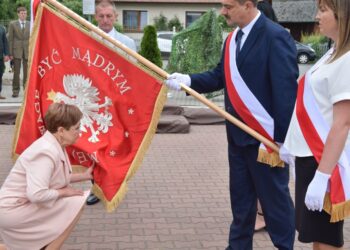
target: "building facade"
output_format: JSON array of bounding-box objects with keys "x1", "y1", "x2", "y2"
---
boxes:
[
  {"x1": 273, "y1": 0, "x2": 317, "y2": 40},
  {"x1": 114, "y1": 0, "x2": 221, "y2": 31},
  {"x1": 112, "y1": 0, "x2": 318, "y2": 42}
]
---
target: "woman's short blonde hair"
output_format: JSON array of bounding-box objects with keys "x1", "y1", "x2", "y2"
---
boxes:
[{"x1": 44, "y1": 103, "x2": 83, "y2": 133}]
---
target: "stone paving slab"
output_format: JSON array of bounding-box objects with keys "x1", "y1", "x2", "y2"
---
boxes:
[{"x1": 1, "y1": 124, "x2": 350, "y2": 249}]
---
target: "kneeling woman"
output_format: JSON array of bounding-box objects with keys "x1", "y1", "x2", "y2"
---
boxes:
[{"x1": 0, "y1": 103, "x2": 93, "y2": 249}]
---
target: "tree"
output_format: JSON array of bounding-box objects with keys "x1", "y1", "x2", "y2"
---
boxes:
[
  {"x1": 113, "y1": 23, "x2": 124, "y2": 33},
  {"x1": 58, "y1": 0, "x2": 91, "y2": 20},
  {"x1": 153, "y1": 14, "x2": 168, "y2": 31},
  {"x1": 139, "y1": 25, "x2": 163, "y2": 68},
  {"x1": 168, "y1": 16, "x2": 183, "y2": 32},
  {"x1": 0, "y1": 0, "x2": 30, "y2": 28},
  {"x1": 167, "y1": 9, "x2": 223, "y2": 99},
  {"x1": 0, "y1": 0, "x2": 18, "y2": 23},
  {"x1": 16, "y1": 0, "x2": 30, "y2": 11}
]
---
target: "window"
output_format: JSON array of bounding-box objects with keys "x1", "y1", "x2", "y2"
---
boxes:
[
  {"x1": 185, "y1": 11, "x2": 205, "y2": 27},
  {"x1": 123, "y1": 10, "x2": 148, "y2": 32}
]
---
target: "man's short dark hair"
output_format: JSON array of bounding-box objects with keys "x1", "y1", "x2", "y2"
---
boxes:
[
  {"x1": 237, "y1": 0, "x2": 258, "y2": 6},
  {"x1": 17, "y1": 6, "x2": 27, "y2": 13}
]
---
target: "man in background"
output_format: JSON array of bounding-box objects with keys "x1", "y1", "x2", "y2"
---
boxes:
[
  {"x1": 95, "y1": 0, "x2": 136, "y2": 51},
  {"x1": 86, "y1": 0, "x2": 136, "y2": 205},
  {"x1": 257, "y1": 0, "x2": 278, "y2": 22},
  {"x1": 0, "y1": 25, "x2": 10, "y2": 99},
  {"x1": 8, "y1": 6, "x2": 30, "y2": 98}
]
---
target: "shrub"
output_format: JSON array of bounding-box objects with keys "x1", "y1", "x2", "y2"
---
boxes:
[
  {"x1": 301, "y1": 32, "x2": 328, "y2": 45},
  {"x1": 168, "y1": 16, "x2": 183, "y2": 32},
  {"x1": 301, "y1": 32, "x2": 329, "y2": 59},
  {"x1": 114, "y1": 23, "x2": 124, "y2": 33},
  {"x1": 167, "y1": 9, "x2": 223, "y2": 74},
  {"x1": 167, "y1": 9, "x2": 223, "y2": 99},
  {"x1": 139, "y1": 25, "x2": 163, "y2": 68},
  {"x1": 153, "y1": 14, "x2": 168, "y2": 31}
]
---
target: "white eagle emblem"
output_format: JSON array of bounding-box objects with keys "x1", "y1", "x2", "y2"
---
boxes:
[{"x1": 48, "y1": 74, "x2": 113, "y2": 143}]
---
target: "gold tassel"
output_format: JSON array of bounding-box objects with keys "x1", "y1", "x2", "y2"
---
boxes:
[
  {"x1": 257, "y1": 148, "x2": 284, "y2": 167},
  {"x1": 323, "y1": 193, "x2": 350, "y2": 222},
  {"x1": 92, "y1": 182, "x2": 129, "y2": 212}
]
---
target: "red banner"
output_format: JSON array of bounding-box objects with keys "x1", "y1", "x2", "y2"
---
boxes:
[{"x1": 14, "y1": 4, "x2": 166, "y2": 210}]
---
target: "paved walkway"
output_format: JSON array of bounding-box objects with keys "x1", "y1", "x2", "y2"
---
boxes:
[{"x1": 1, "y1": 124, "x2": 350, "y2": 249}]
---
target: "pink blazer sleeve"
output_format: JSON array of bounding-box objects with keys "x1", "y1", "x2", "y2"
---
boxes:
[{"x1": 24, "y1": 147, "x2": 60, "y2": 204}]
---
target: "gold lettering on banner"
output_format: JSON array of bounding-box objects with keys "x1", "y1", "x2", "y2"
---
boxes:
[
  {"x1": 34, "y1": 89, "x2": 46, "y2": 135},
  {"x1": 72, "y1": 47, "x2": 131, "y2": 95},
  {"x1": 38, "y1": 49, "x2": 62, "y2": 78},
  {"x1": 74, "y1": 150, "x2": 88, "y2": 164},
  {"x1": 93, "y1": 54, "x2": 105, "y2": 68},
  {"x1": 103, "y1": 61, "x2": 115, "y2": 76},
  {"x1": 88, "y1": 151, "x2": 99, "y2": 163},
  {"x1": 72, "y1": 150, "x2": 99, "y2": 165}
]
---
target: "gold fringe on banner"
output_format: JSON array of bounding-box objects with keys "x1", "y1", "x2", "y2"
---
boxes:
[
  {"x1": 86, "y1": 86, "x2": 167, "y2": 212},
  {"x1": 323, "y1": 194, "x2": 350, "y2": 223},
  {"x1": 257, "y1": 148, "x2": 284, "y2": 167}
]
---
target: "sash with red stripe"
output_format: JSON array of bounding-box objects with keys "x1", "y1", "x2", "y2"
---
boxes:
[
  {"x1": 224, "y1": 30, "x2": 282, "y2": 166},
  {"x1": 296, "y1": 48, "x2": 350, "y2": 222}
]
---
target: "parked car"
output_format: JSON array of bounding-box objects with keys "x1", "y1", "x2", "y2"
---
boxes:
[
  {"x1": 157, "y1": 31, "x2": 176, "y2": 55},
  {"x1": 295, "y1": 41, "x2": 316, "y2": 64}
]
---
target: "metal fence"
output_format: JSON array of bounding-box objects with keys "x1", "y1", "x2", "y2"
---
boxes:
[
  {"x1": 166, "y1": 89, "x2": 224, "y2": 108},
  {"x1": 0, "y1": 20, "x2": 10, "y2": 30}
]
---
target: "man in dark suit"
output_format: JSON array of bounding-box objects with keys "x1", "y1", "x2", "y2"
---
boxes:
[
  {"x1": 166, "y1": 0, "x2": 298, "y2": 249},
  {"x1": 0, "y1": 25, "x2": 10, "y2": 99},
  {"x1": 8, "y1": 6, "x2": 30, "y2": 98}
]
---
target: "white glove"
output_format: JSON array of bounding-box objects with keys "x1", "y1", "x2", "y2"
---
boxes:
[
  {"x1": 165, "y1": 73, "x2": 191, "y2": 91},
  {"x1": 278, "y1": 144, "x2": 295, "y2": 167},
  {"x1": 305, "y1": 170, "x2": 330, "y2": 212}
]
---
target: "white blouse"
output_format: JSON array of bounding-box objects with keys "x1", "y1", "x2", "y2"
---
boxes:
[{"x1": 283, "y1": 50, "x2": 350, "y2": 156}]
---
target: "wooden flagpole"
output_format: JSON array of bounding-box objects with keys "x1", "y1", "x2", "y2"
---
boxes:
[{"x1": 43, "y1": 0, "x2": 280, "y2": 153}]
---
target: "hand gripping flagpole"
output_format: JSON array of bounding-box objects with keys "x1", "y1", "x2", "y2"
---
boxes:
[{"x1": 43, "y1": 0, "x2": 280, "y2": 153}]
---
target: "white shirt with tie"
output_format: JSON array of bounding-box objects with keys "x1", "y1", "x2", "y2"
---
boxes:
[
  {"x1": 236, "y1": 11, "x2": 261, "y2": 50},
  {"x1": 18, "y1": 20, "x2": 26, "y2": 30}
]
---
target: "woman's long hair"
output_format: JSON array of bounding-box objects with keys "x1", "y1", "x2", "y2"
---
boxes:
[{"x1": 318, "y1": 0, "x2": 350, "y2": 61}]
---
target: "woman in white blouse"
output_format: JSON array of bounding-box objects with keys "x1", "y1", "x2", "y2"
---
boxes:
[{"x1": 283, "y1": 0, "x2": 350, "y2": 249}]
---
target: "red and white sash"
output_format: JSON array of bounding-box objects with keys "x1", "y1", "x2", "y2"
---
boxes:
[
  {"x1": 296, "y1": 48, "x2": 350, "y2": 221},
  {"x1": 224, "y1": 30, "x2": 275, "y2": 150}
]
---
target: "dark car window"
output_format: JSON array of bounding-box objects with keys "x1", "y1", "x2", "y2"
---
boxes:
[{"x1": 158, "y1": 33, "x2": 174, "y2": 40}]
